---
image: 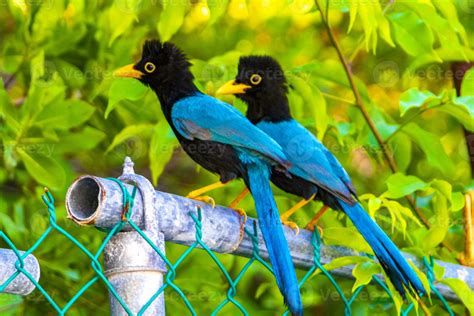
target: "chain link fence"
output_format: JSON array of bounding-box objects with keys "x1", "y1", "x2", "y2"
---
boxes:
[{"x1": 1, "y1": 157, "x2": 473, "y2": 315}]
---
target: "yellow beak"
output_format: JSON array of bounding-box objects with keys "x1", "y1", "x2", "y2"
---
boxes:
[
  {"x1": 113, "y1": 64, "x2": 144, "y2": 79},
  {"x1": 216, "y1": 80, "x2": 251, "y2": 95}
]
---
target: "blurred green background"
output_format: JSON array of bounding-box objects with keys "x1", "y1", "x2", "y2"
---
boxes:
[{"x1": 1, "y1": 0, "x2": 473, "y2": 315}]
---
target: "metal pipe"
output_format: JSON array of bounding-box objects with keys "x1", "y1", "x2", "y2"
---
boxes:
[
  {"x1": 97, "y1": 158, "x2": 167, "y2": 315},
  {"x1": 66, "y1": 175, "x2": 474, "y2": 303},
  {"x1": 105, "y1": 231, "x2": 166, "y2": 316},
  {"x1": 0, "y1": 248, "x2": 40, "y2": 295}
]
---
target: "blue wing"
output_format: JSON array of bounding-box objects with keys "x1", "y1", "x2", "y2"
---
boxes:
[
  {"x1": 171, "y1": 93, "x2": 290, "y2": 168},
  {"x1": 320, "y1": 144, "x2": 357, "y2": 196},
  {"x1": 257, "y1": 119, "x2": 355, "y2": 203}
]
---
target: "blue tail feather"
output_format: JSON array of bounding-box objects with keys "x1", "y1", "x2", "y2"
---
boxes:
[
  {"x1": 340, "y1": 201, "x2": 426, "y2": 299},
  {"x1": 247, "y1": 163, "x2": 303, "y2": 316}
]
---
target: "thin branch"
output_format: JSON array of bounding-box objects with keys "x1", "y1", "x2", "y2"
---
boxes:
[
  {"x1": 320, "y1": 92, "x2": 355, "y2": 105},
  {"x1": 313, "y1": 0, "x2": 456, "y2": 252},
  {"x1": 314, "y1": 0, "x2": 397, "y2": 173}
]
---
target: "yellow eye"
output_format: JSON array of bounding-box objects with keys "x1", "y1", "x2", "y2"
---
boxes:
[
  {"x1": 144, "y1": 62, "x2": 156, "y2": 73},
  {"x1": 250, "y1": 74, "x2": 262, "y2": 85}
]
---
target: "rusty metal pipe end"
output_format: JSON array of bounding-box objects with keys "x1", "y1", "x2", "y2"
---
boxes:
[{"x1": 66, "y1": 176, "x2": 103, "y2": 225}]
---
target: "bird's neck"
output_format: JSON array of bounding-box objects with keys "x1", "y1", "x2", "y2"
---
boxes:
[
  {"x1": 246, "y1": 92, "x2": 292, "y2": 124},
  {"x1": 152, "y1": 78, "x2": 199, "y2": 120}
]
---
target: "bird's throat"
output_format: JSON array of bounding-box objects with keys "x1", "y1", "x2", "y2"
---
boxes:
[{"x1": 245, "y1": 93, "x2": 292, "y2": 124}]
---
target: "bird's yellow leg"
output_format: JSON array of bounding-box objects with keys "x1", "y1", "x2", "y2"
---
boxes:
[
  {"x1": 280, "y1": 194, "x2": 316, "y2": 235},
  {"x1": 229, "y1": 188, "x2": 249, "y2": 208},
  {"x1": 186, "y1": 181, "x2": 229, "y2": 207},
  {"x1": 305, "y1": 205, "x2": 329, "y2": 238},
  {"x1": 228, "y1": 188, "x2": 250, "y2": 221}
]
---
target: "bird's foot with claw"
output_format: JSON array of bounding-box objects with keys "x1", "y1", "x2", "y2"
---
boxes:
[
  {"x1": 187, "y1": 195, "x2": 216, "y2": 208},
  {"x1": 281, "y1": 219, "x2": 300, "y2": 235},
  {"x1": 231, "y1": 207, "x2": 247, "y2": 222}
]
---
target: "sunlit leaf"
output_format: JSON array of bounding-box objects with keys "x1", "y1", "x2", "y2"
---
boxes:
[
  {"x1": 352, "y1": 261, "x2": 381, "y2": 292},
  {"x1": 461, "y1": 68, "x2": 474, "y2": 97},
  {"x1": 384, "y1": 173, "x2": 428, "y2": 199},
  {"x1": 399, "y1": 88, "x2": 437, "y2": 116},
  {"x1": 402, "y1": 123, "x2": 455, "y2": 176},
  {"x1": 106, "y1": 78, "x2": 147, "y2": 118},
  {"x1": 35, "y1": 100, "x2": 95, "y2": 130},
  {"x1": 438, "y1": 96, "x2": 474, "y2": 131},
  {"x1": 316, "y1": 256, "x2": 370, "y2": 276},
  {"x1": 451, "y1": 192, "x2": 465, "y2": 212},
  {"x1": 323, "y1": 227, "x2": 372, "y2": 253},
  {"x1": 106, "y1": 123, "x2": 154, "y2": 153},
  {"x1": 149, "y1": 121, "x2": 178, "y2": 185},
  {"x1": 388, "y1": 11, "x2": 434, "y2": 56},
  {"x1": 441, "y1": 279, "x2": 474, "y2": 314},
  {"x1": 17, "y1": 149, "x2": 66, "y2": 190},
  {"x1": 158, "y1": 0, "x2": 188, "y2": 41}
]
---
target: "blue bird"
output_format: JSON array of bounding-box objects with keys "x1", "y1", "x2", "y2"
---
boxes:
[
  {"x1": 114, "y1": 41, "x2": 303, "y2": 315},
  {"x1": 217, "y1": 55, "x2": 426, "y2": 299}
]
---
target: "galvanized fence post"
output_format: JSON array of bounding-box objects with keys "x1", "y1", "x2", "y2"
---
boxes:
[{"x1": 102, "y1": 158, "x2": 167, "y2": 316}]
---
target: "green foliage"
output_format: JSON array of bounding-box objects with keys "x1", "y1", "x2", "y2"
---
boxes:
[{"x1": 1, "y1": 0, "x2": 473, "y2": 315}]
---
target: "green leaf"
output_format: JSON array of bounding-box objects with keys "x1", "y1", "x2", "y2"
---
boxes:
[
  {"x1": 438, "y1": 96, "x2": 474, "y2": 132},
  {"x1": 407, "y1": 260, "x2": 431, "y2": 299},
  {"x1": 17, "y1": 148, "x2": 66, "y2": 190},
  {"x1": 0, "y1": 79, "x2": 20, "y2": 132},
  {"x1": 288, "y1": 75, "x2": 328, "y2": 139},
  {"x1": 255, "y1": 282, "x2": 272, "y2": 299},
  {"x1": 461, "y1": 68, "x2": 474, "y2": 97},
  {"x1": 323, "y1": 227, "x2": 373, "y2": 253},
  {"x1": 57, "y1": 127, "x2": 106, "y2": 152},
  {"x1": 55, "y1": 60, "x2": 86, "y2": 88},
  {"x1": 382, "y1": 199, "x2": 423, "y2": 236},
  {"x1": 433, "y1": 261, "x2": 445, "y2": 280},
  {"x1": 431, "y1": 0, "x2": 469, "y2": 46},
  {"x1": 107, "y1": 2, "x2": 137, "y2": 46},
  {"x1": 399, "y1": 88, "x2": 437, "y2": 117},
  {"x1": 106, "y1": 78, "x2": 147, "y2": 118},
  {"x1": 208, "y1": 0, "x2": 228, "y2": 24},
  {"x1": 384, "y1": 173, "x2": 428, "y2": 199},
  {"x1": 290, "y1": 60, "x2": 371, "y2": 104},
  {"x1": 423, "y1": 189, "x2": 450, "y2": 251},
  {"x1": 391, "y1": 133, "x2": 412, "y2": 172},
  {"x1": 352, "y1": 261, "x2": 381, "y2": 292},
  {"x1": 149, "y1": 121, "x2": 178, "y2": 185},
  {"x1": 368, "y1": 196, "x2": 382, "y2": 217},
  {"x1": 106, "y1": 124, "x2": 154, "y2": 153},
  {"x1": 402, "y1": 123, "x2": 455, "y2": 176},
  {"x1": 422, "y1": 226, "x2": 447, "y2": 252},
  {"x1": 34, "y1": 100, "x2": 95, "y2": 130},
  {"x1": 388, "y1": 11, "x2": 434, "y2": 56},
  {"x1": 381, "y1": 268, "x2": 403, "y2": 314},
  {"x1": 431, "y1": 179, "x2": 452, "y2": 199},
  {"x1": 440, "y1": 279, "x2": 474, "y2": 314},
  {"x1": 158, "y1": 0, "x2": 187, "y2": 41},
  {"x1": 318, "y1": 256, "x2": 370, "y2": 275},
  {"x1": 451, "y1": 192, "x2": 465, "y2": 212}
]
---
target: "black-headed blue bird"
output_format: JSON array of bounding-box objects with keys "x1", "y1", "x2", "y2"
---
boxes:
[
  {"x1": 217, "y1": 55, "x2": 426, "y2": 299},
  {"x1": 114, "y1": 41, "x2": 303, "y2": 315}
]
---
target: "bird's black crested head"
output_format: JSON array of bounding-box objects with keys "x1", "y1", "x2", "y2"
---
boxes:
[
  {"x1": 236, "y1": 55, "x2": 288, "y2": 95},
  {"x1": 136, "y1": 40, "x2": 194, "y2": 87},
  {"x1": 217, "y1": 55, "x2": 291, "y2": 123},
  {"x1": 114, "y1": 40, "x2": 197, "y2": 106}
]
